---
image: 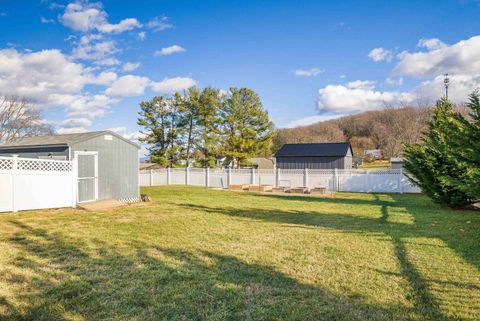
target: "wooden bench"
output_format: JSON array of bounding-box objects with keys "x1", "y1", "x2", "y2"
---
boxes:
[
  {"x1": 229, "y1": 184, "x2": 250, "y2": 191},
  {"x1": 289, "y1": 187, "x2": 308, "y2": 194},
  {"x1": 272, "y1": 186, "x2": 289, "y2": 193},
  {"x1": 310, "y1": 187, "x2": 328, "y2": 195},
  {"x1": 248, "y1": 185, "x2": 273, "y2": 192}
]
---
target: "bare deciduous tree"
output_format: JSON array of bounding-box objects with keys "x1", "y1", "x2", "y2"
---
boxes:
[{"x1": 0, "y1": 96, "x2": 54, "y2": 144}]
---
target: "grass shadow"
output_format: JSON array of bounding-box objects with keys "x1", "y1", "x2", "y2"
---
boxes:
[{"x1": 1, "y1": 220, "x2": 440, "y2": 321}]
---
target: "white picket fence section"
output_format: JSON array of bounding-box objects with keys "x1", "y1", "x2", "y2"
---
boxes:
[
  {"x1": 140, "y1": 168, "x2": 421, "y2": 193},
  {"x1": 0, "y1": 156, "x2": 76, "y2": 213}
]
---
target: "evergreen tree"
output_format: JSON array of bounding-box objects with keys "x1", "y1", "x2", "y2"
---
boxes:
[
  {"x1": 137, "y1": 95, "x2": 181, "y2": 167},
  {"x1": 451, "y1": 91, "x2": 480, "y2": 199},
  {"x1": 196, "y1": 87, "x2": 222, "y2": 167},
  {"x1": 177, "y1": 87, "x2": 200, "y2": 168},
  {"x1": 221, "y1": 88, "x2": 274, "y2": 168},
  {"x1": 404, "y1": 98, "x2": 472, "y2": 208}
]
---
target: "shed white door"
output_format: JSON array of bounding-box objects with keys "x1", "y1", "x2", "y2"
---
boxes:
[{"x1": 76, "y1": 151, "x2": 98, "y2": 203}]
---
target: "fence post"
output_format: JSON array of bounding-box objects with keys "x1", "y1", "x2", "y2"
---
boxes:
[
  {"x1": 205, "y1": 167, "x2": 210, "y2": 187},
  {"x1": 72, "y1": 156, "x2": 77, "y2": 208},
  {"x1": 185, "y1": 167, "x2": 190, "y2": 185},
  {"x1": 275, "y1": 167, "x2": 280, "y2": 188},
  {"x1": 149, "y1": 169, "x2": 153, "y2": 186},
  {"x1": 12, "y1": 155, "x2": 18, "y2": 212},
  {"x1": 399, "y1": 168, "x2": 404, "y2": 194},
  {"x1": 365, "y1": 169, "x2": 369, "y2": 193},
  {"x1": 251, "y1": 167, "x2": 256, "y2": 185},
  {"x1": 227, "y1": 167, "x2": 232, "y2": 187},
  {"x1": 304, "y1": 168, "x2": 309, "y2": 188},
  {"x1": 167, "y1": 167, "x2": 171, "y2": 185},
  {"x1": 334, "y1": 168, "x2": 338, "y2": 191}
]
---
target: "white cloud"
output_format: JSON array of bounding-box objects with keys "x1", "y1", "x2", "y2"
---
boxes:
[
  {"x1": 154, "y1": 45, "x2": 186, "y2": 56},
  {"x1": 385, "y1": 77, "x2": 403, "y2": 86},
  {"x1": 97, "y1": 18, "x2": 141, "y2": 33},
  {"x1": 147, "y1": 16, "x2": 173, "y2": 32},
  {"x1": 394, "y1": 35, "x2": 480, "y2": 78},
  {"x1": 294, "y1": 67, "x2": 323, "y2": 77},
  {"x1": 123, "y1": 131, "x2": 146, "y2": 141},
  {"x1": 368, "y1": 47, "x2": 393, "y2": 62},
  {"x1": 59, "y1": 118, "x2": 92, "y2": 128},
  {"x1": 317, "y1": 81, "x2": 414, "y2": 113},
  {"x1": 105, "y1": 75, "x2": 151, "y2": 97},
  {"x1": 41, "y1": 16, "x2": 55, "y2": 24},
  {"x1": 108, "y1": 126, "x2": 127, "y2": 133},
  {"x1": 49, "y1": 93, "x2": 116, "y2": 118},
  {"x1": 94, "y1": 57, "x2": 120, "y2": 66},
  {"x1": 59, "y1": 2, "x2": 106, "y2": 32},
  {"x1": 60, "y1": 2, "x2": 141, "y2": 34},
  {"x1": 346, "y1": 80, "x2": 376, "y2": 90},
  {"x1": 0, "y1": 48, "x2": 118, "y2": 119},
  {"x1": 285, "y1": 114, "x2": 346, "y2": 128},
  {"x1": 71, "y1": 35, "x2": 120, "y2": 63},
  {"x1": 94, "y1": 71, "x2": 117, "y2": 85},
  {"x1": 417, "y1": 38, "x2": 446, "y2": 50},
  {"x1": 412, "y1": 74, "x2": 480, "y2": 102},
  {"x1": 151, "y1": 77, "x2": 197, "y2": 93},
  {"x1": 122, "y1": 62, "x2": 140, "y2": 72},
  {"x1": 0, "y1": 49, "x2": 89, "y2": 101},
  {"x1": 57, "y1": 127, "x2": 88, "y2": 134},
  {"x1": 137, "y1": 31, "x2": 146, "y2": 41},
  {"x1": 317, "y1": 73, "x2": 480, "y2": 114}
]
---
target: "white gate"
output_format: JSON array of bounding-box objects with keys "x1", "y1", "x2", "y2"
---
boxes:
[{"x1": 75, "y1": 151, "x2": 98, "y2": 203}]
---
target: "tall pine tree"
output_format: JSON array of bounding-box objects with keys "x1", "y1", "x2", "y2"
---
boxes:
[
  {"x1": 196, "y1": 87, "x2": 222, "y2": 167},
  {"x1": 221, "y1": 88, "x2": 274, "y2": 168}
]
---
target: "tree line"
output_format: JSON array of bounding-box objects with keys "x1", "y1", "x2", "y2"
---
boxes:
[
  {"x1": 404, "y1": 92, "x2": 480, "y2": 208},
  {"x1": 137, "y1": 87, "x2": 274, "y2": 168}
]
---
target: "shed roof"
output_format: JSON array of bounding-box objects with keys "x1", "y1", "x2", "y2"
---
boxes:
[
  {"x1": 274, "y1": 142, "x2": 352, "y2": 157},
  {"x1": 0, "y1": 130, "x2": 140, "y2": 149}
]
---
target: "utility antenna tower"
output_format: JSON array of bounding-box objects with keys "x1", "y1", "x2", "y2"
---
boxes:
[{"x1": 444, "y1": 73, "x2": 450, "y2": 100}]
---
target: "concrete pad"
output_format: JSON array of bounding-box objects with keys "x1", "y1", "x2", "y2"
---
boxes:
[{"x1": 77, "y1": 199, "x2": 126, "y2": 211}]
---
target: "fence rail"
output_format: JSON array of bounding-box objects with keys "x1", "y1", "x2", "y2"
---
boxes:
[
  {"x1": 0, "y1": 156, "x2": 76, "y2": 212},
  {"x1": 140, "y1": 167, "x2": 421, "y2": 193}
]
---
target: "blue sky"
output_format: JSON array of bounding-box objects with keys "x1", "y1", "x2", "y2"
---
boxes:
[{"x1": 2, "y1": 0, "x2": 480, "y2": 146}]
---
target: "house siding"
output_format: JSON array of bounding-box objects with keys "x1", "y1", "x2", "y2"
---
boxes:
[
  {"x1": 276, "y1": 156, "x2": 348, "y2": 169},
  {"x1": 0, "y1": 146, "x2": 69, "y2": 159}
]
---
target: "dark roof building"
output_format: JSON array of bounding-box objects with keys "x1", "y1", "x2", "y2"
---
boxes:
[
  {"x1": 274, "y1": 142, "x2": 353, "y2": 169},
  {"x1": 0, "y1": 131, "x2": 140, "y2": 203}
]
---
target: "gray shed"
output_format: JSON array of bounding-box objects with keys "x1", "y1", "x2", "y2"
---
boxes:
[
  {"x1": 0, "y1": 131, "x2": 140, "y2": 203},
  {"x1": 274, "y1": 142, "x2": 353, "y2": 170}
]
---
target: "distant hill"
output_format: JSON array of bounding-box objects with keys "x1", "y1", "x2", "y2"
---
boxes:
[{"x1": 273, "y1": 107, "x2": 432, "y2": 159}]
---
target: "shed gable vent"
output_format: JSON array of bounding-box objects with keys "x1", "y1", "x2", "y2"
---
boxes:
[{"x1": 104, "y1": 135, "x2": 113, "y2": 141}]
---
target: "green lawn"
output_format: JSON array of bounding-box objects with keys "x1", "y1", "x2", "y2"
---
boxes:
[{"x1": 1, "y1": 187, "x2": 479, "y2": 321}]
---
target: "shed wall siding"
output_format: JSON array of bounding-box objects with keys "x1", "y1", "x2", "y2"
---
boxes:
[
  {"x1": 277, "y1": 156, "x2": 348, "y2": 169},
  {"x1": 72, "y1": 134, "x2": 139, "y2": 201},
  {"x1": 0, "y1": 146, "x2": 69, "y2": 159}
]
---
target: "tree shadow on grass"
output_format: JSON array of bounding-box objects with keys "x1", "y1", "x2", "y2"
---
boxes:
[
  {"x1": 1, "y1": 220, "x2": 442, "y2": 321},
  {"x1": 178, "y1": 194, "x2": 480, "y2": 321}
]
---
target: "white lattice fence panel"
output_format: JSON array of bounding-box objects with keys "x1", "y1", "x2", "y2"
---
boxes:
[
  {"x1": 0, "y1": 157, "x2": 13, "y2": 171},
  {"x1": 0, "y1": 156, "x2": 75, "y2": 212},
  {"x1": 17, "y1": 158, "x2": 72, "y2": 172}
]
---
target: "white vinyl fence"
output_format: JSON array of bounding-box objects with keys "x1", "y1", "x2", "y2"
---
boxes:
[
  {"x1": 0, "y1": 156, "x2": 76, "y2": 212},
  {"x1": 140, "y1": 168, "x2": 421, "y2": 193}
]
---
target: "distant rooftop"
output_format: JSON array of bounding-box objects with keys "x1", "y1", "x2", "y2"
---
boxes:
[{"x1": 274, "y1": 142, "x2": 352, "y2": 157}]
